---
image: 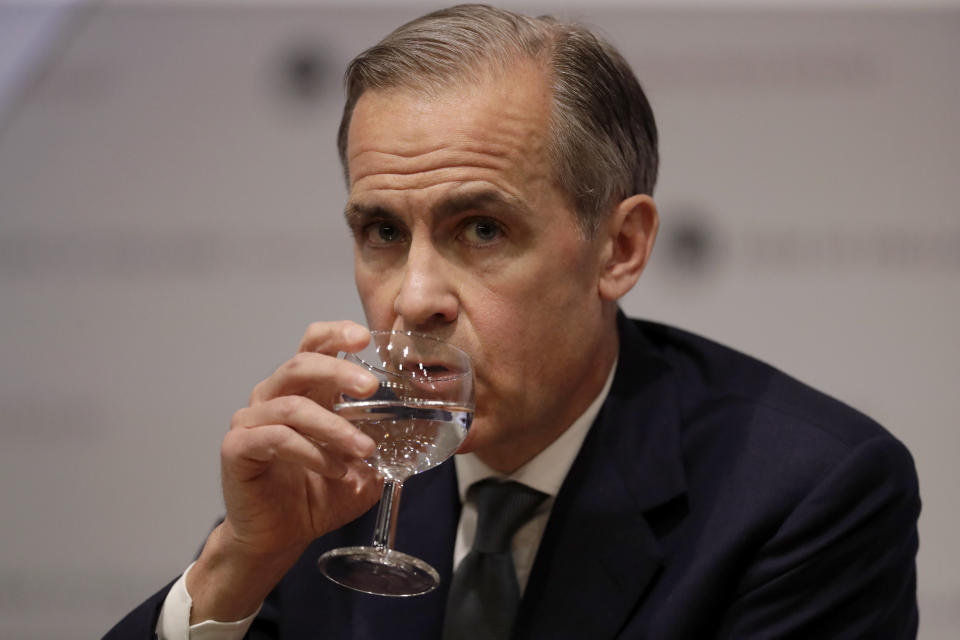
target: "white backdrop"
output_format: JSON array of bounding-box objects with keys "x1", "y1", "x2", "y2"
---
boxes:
[{"x1": 1, "y1": 3, "x2": 957, "y2": 637}]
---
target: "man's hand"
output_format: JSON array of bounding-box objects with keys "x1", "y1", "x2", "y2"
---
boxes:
[{"x1": 186, "y1": 321, "x2": 383, "y2": 624}]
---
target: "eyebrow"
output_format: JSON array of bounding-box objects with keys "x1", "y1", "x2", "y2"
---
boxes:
[
  {"x1": 344, "y1": 188, "x2": 532, "y2": 229},
  {"x1": 343, "y1": 202, "x2": 397, "y2": 229},
  {"x1": 432, "y1": 189, "x2": 532, "y2": 220}
]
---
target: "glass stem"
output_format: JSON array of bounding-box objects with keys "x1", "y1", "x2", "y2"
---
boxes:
[{"x1": 371, "y1": 478, "x2": 404, "y2": 553}]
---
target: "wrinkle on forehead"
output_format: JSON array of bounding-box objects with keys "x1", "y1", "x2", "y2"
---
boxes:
[
  {"x1": 346, "y1": 61, "x2": 554, "y2": 191},
  {"x1": 350, "y1": 148, "x2": 511, "y2": 182},
  {"x1": 348, "y1": 113, "x2": 543, "y2": 171}
]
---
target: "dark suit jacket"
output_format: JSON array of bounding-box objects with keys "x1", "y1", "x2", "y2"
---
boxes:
[{"x1": 107, "y1": 314, "x2": 920, "y2": 638}]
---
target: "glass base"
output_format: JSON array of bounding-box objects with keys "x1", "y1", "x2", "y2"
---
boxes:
[{"x1": 318, "y1": 546, "x2": 439, "y2": 597}]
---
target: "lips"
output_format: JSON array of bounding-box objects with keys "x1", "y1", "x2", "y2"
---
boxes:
[
  {"x1": 422, "y1": 363, "x2": 451, "y2": 376},
  {"x1": 394, "y1": 356, "x2": 464, "y2": 379}
]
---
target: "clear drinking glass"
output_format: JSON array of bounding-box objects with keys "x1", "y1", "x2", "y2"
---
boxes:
[{"x1": 317, "y1": 330, "x2": 475, "y2": 596}]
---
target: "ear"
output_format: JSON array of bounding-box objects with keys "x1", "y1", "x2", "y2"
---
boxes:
[{"x1": 597, "y1": 194, "x2": 659, "y2": 301}]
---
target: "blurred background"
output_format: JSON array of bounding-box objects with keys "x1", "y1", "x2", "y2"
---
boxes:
[{"x1": 0, "y1": 0, "x2": 956, "y2": 637}]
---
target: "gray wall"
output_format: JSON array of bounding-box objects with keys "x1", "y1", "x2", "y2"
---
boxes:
[{"x1": 1, "y1": 3, "x2": 957, "y2": 637}]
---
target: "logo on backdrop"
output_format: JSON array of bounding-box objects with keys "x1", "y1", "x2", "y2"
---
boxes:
[{"x1": 659, "y1": 202, "x2": 960, "y2": 279}]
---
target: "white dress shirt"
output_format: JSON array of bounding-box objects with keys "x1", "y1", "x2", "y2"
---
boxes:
[
  {"x1": 452, "y1": 357, "x2": 616, "y2": 592},
  {"x1": 157, "y1": 360, "x2": 617, "y2": 639}
]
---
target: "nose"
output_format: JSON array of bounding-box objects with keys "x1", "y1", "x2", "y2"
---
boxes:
[{"x1": 394, "y1": 235, "x2": 459, "y2": 330}]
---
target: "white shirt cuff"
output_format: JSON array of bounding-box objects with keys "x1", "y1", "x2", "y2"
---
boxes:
[{"x1": 156, "y1": 562, "x2": 261, "y2": 640}]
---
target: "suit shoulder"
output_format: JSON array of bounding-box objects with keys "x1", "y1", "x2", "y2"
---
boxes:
[{"x1": 630, "y1": 317, "x2": 895, "y2": 451}]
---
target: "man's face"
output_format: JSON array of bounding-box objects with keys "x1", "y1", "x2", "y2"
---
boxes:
[{"x1": 344, "y1": 62, "x2": 616, "y2": 471}]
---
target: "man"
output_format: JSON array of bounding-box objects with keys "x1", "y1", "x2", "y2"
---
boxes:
[{"x1": 108, "y1": 4, "x2": 920, "y2": 639}]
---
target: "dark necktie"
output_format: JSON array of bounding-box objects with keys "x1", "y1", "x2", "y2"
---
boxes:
[{"x1": 442, "y1": 479, "x2": 548, "y2": 640}]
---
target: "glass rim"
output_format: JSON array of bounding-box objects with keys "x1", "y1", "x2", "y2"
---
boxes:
[{"x1": 347, "y1": 330, "x2": 472, "y2": 382}]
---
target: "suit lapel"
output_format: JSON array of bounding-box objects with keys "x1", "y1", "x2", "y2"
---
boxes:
[{"x1": 515, "y1": 314, "x2": 687, "y2": 639}]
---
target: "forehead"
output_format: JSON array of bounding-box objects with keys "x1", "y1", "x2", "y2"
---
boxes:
[{"x1": 345, "y1": 61, "x2": 555, "y2": 193}]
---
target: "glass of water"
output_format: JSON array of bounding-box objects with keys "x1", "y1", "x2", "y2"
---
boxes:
[{"x1": 317, "y1": 330, "x2": 474, "y2": 596}]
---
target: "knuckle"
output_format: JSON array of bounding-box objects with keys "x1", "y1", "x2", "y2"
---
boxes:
[
  {"x1": 221, "y1": 429, "x2": 243, "y2": 459},
  {"x1": 229, "y1": 408, "x2": 246, "y2": 430},
  {"x1": 249, "y1": 379, "x2": 268, "y2": 405},
  {"x1": 306, "y1": 321, "x2": 329, "y2": 337},
  {"x1": 285, "y1": 351, "x2": 314, "y2": 373},
  {"x1": 300, "y1": 321, "x2": 332, "y2": 350},
  {"x1": 274, "y1": 395, "x2": 302, "y2": 422}
]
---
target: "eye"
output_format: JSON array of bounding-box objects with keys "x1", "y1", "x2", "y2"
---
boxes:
[
  {"x1": 364, "y1": 221, "x2": 407, "y2": 246},
  {"x1": 461, "y1": 218, "x2": 504, "y2": 246}
]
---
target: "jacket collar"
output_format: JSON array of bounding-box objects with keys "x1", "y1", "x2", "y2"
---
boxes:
[{"x1": 514, "y1": 311, "x2": 687, "y2": 638}]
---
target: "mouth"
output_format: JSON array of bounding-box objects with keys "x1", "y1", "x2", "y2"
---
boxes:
[
  {"x1": 401, "y1": 360, "x2": 463, "y2": 380},
  {"x1": 421, "y1": 363, "x2": 452, "y2": 376},
  {"x1": 373, "y1": 329, "x2": 473, "y2": 379}
]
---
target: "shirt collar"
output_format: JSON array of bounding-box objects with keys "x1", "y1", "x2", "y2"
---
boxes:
[{"x1": 455, "y1": 356, "x2": 618, "y2": 501}]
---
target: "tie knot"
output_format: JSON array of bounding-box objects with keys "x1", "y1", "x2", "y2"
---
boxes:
[{"x1": 470, "y1": 479, "x2": 547, "y2": 554}]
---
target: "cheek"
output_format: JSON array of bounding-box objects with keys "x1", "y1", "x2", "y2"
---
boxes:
[
  {"x1": 465, "y1": 286, "x2": 547, "y2": 389},
  {"x1": 462, "y1": 289, "x2": 521, "y2": 362},
  {"x1": 506, "y1": 247, "x2": 599, "y2": 318},
  {"x1": 466, "y1": 240, "x2": 598, "y2": 352}
]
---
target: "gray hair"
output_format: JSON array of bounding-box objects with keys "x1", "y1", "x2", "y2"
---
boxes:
[{"x1": 337, "y1": 4, "x2": 658, "y2": 236}]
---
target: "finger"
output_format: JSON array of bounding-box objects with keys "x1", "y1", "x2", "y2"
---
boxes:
[
  {"x1": 297, "y1": 320, "x2": 370, "y2": 355},
  {"x1": 231, "y1": 396, "x2": 376, "y2": 459},
  {"x1": 222, "y1": 422, "x2": 355, "y2": 481},
  {"x1": 342, "y1": 460, "x2": 385, "y2": 501},
  {"x1": 249, "y1": 351, "x2": 378, "y2": 406}
]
